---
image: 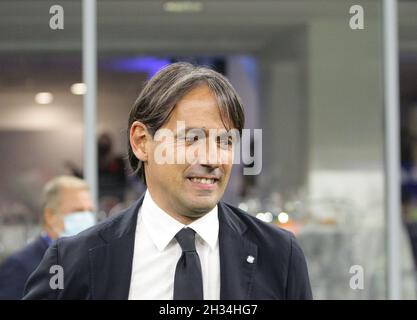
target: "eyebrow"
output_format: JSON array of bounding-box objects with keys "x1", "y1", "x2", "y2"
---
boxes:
[
  {"x1": 175, "y1": 127, "x2": 208, "y2": 136},
  {"x1": 175, "y1": 126, "x2": 230, "y2": 136}
]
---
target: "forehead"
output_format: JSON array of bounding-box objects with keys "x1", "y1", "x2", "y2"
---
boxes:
[
  {"x1": 165, "y1": 85, "x2": 227, "y2": 130},
  {"x1": 59, "y1": 188, "x2": 91, "y2": 206}
]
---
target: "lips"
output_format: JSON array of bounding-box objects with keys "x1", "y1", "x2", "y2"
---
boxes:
[
  {"x1": 185, "y1": 167, "x2": 222, "y2": 189},
  {"x1": 186, "y1": 176, "x2": 219, "y2": 190},
  {"x1": 189, "y1": 177, "x2": 216, "y2": 184}
]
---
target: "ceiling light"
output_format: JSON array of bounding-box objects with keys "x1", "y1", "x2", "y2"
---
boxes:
[
  {"x1": 71, "y1": 83, "x2": 87, "y2": 95},
  {"x1": 35, "y1": 92, "x2": 53, "y2": 105},
  {"x1": 163, "y1": 1, "x2": 203, "y2": 13}
]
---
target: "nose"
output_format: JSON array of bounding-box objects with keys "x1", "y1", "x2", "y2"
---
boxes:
[{"x1": 197, "y1": 137, "x2": 221, "y2": 167}]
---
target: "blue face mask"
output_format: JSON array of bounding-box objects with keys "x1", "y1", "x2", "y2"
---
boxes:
[{"x1": 60, "y1": 211, "x2": 96, "y2": 238}]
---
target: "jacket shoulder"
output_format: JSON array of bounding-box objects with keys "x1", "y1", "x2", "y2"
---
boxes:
[
  {"x1": 221, "y1": 202, "x2": 313, "y2": 299},
  {"x1": 56, "y1": 203, "x2": 134, "y2": 252},
  {"x1": 221, "y1": 202, "x2": 294, "y2": 246}
]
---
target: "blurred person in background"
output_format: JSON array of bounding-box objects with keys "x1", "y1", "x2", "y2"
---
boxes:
[
  {"x1": 97, "y1": 133, "x2": 127, "y2": 201},
  {"x1": 66, "y1": 132, "x2": 128, "y2": 216},
  {"x1": 0, "y1": 175, "x2": 95, "y2": 299}
]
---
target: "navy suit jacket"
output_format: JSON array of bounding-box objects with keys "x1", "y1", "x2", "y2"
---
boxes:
[
  {"x1": 23, "y1": 195, "x2": 312, "y2": 300},
  {"x1": 0, "y1": 236, "x2": 48, "y2": 299}
]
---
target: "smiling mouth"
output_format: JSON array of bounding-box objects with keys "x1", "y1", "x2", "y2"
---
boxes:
[{"x1": 187, "y1": 177, "x2": 219, "y2": 185}]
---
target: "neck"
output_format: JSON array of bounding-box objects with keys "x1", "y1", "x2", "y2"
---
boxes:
[
  {"x1": 169, "y1": 212, "x2": 197, "y2": 225},
  {"x1": 145, "y1": 189, "x2": 205, "y2": 225}
]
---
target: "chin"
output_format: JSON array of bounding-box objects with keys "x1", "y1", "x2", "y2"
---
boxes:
[{"x1": 185, "y1": 197, "x2": 218, "y2": 215}]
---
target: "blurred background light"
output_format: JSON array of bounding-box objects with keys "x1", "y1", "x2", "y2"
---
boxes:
[
  {"x1": 101, "y1": 56, "x2": 170, "y2": 78},
  {"x1": 34, "y1": 92, "x2": 53, "y2": 105},
  {"x1": 163, "y1": 1, "x2": 203, "y2": 13},
  {"x1": 71, "y1": 83, "x2": 86, "y2": 95},
  {"x1": 278, "y1": 212, "x2": 289, "y2": 224}
]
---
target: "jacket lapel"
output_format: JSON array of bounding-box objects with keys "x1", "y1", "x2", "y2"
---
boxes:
[
  {"x1": 89, "y1": 195, "x2": 144, "y2": 300},
  {"x1": 218, "y1": 203, "x2": 258, "y2": 300}
]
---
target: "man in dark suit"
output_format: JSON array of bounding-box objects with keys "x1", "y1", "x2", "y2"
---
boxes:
[
  {"x1": 24, "y1": 62, "x2": 312, "y2": 300},
  {"x1": 0, "y1": 175, "x2": 95, "y2": 299},
  {"x1": 0, "y1": 236, "x2": 48, "y2": 299}
]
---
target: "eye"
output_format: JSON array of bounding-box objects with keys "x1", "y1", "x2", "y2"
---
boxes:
[
  {"x1": 217, "y1": 135, "x2": 233, "y2": 148},
  {"x1": 185, "y1": 129, "x2": 206, "y2": 144},
  {"x1": 186, "y1": 135, "x2": 200, "y2": 143}
]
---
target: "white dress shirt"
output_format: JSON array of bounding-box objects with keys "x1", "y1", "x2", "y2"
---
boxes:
[{"x1": 128, "y1": 190, "x2": 220, "y2": 300}]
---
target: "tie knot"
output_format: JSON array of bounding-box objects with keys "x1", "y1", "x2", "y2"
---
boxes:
[{"x1": 175, "y1": 227, "x2": 197, "y2": 252}]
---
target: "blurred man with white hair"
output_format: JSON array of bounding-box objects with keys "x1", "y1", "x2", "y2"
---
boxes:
[{"x1": 0, "y1": 175, "x2": 95, "y2": 299}]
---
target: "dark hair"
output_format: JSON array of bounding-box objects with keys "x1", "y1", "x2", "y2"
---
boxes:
[{"x1": 127, "y1": 62, "x2": 245, "y2": 183}]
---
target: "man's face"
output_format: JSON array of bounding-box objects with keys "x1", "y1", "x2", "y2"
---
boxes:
[
  {"x1": 45, "y1": 188, "x2": 95, "y2": 237},
  {"x1": 145, "y1": 85, "x2": 234, "y2": 221},
  {"x1": 57, "y1": 188, "x2": 94, "y2": 216}
]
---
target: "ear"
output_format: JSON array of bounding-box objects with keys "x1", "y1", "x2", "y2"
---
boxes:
[
  {"x1": 43, "y1": 207, "x2": 62, "y2": 240},
  {"x1": 43, "y1": 207, "x2": 54, "y2": 225},
  {"x1": 130, "y1": 121, "x2": 151, "y2": 162}
]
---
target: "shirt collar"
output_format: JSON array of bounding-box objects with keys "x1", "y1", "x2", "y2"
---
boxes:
[
  {"x1": 140, "y1": 190, "x2": 219, "y2": 251},
  {"x1": 188, "y1": 205, "x2": 218, "y2": 250}
]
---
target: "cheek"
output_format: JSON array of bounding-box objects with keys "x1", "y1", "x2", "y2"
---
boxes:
[
  {"x1": 218, "y1": 148, "x2": 234, "y2": 164},
  {"x1": 160, "y1": 164, "x2": 186, "y2": 183},
  {"x1": 52, "y1": 214, "x2": 64, "y2": 229},
  {"x1": 222, "y1": 165, "x2": 233, "y2": 182},
  {"x1": 58, "y1": 219, "x2": 65, "y2": 229}
]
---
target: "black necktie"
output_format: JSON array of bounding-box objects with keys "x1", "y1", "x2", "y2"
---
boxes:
[{"x1": 173, "y1": 227, "x2": 204, "y2": 300}]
